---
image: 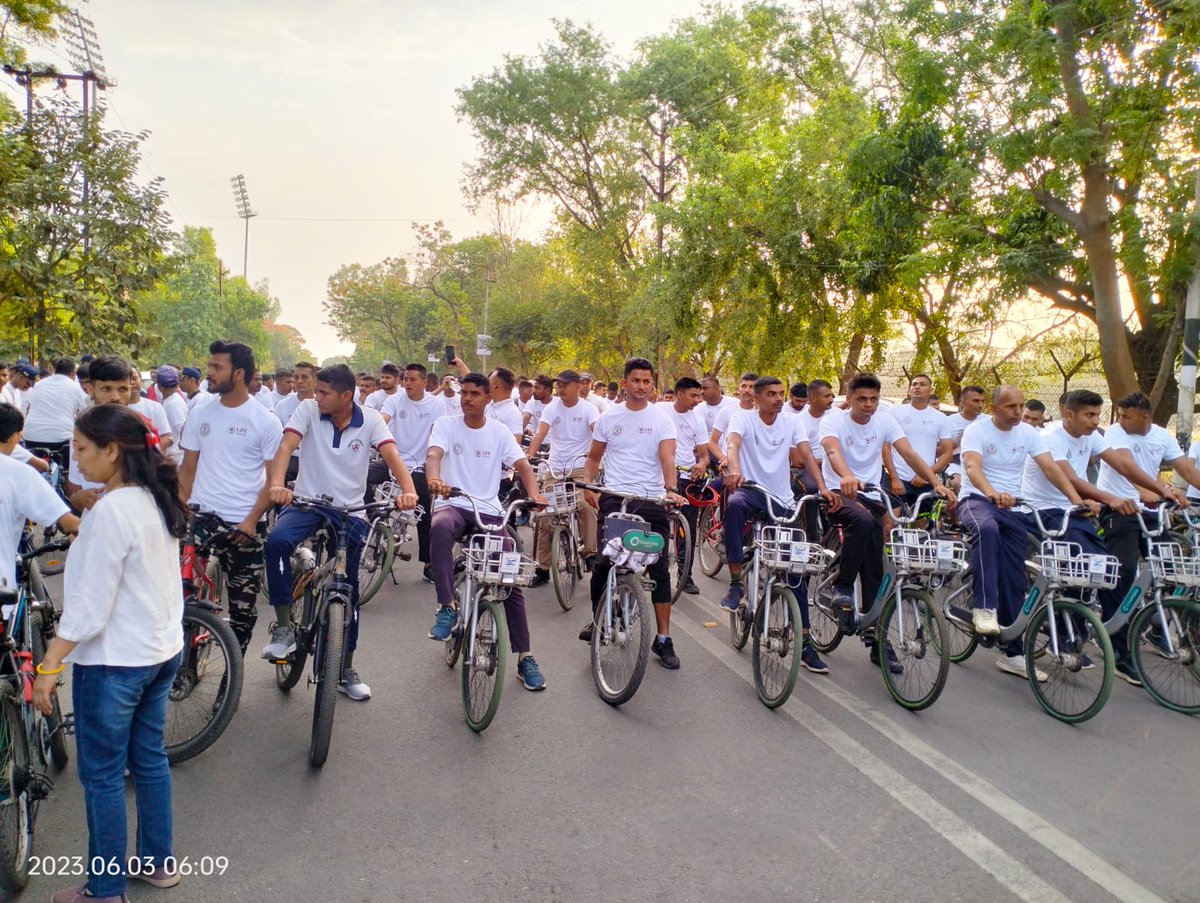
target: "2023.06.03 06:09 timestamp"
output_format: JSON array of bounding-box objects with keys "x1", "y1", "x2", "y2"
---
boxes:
[{"x1": 30, "y1": 855, "x2": 230, "y2": 877}]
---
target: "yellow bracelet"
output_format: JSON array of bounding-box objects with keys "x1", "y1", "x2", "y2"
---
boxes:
[{"x1": 35, "y1": 663, "x2": 65, "y2": 676}]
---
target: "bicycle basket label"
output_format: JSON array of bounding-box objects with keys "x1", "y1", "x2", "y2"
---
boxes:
[
  {"x1": 500, "y1": 552, "x2": 522, "y2": 575},
  {"x1": 936, "y1": 541, "x2": 955, "y2": 561},
  {"x1": 621, "y1": 530, "x2": 664, "y2": 554},
  {"x1": 789, "y1": 542, "x2": 809, "y2": 563}
]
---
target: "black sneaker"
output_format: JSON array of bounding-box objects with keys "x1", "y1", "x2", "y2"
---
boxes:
[
  {"x1": 869, "y1": 641, "x2": 903, "y2": 675},
  {"x1": 652, "y1": 636, "x2": 680, "y2": 669},
  {"x1": 421, "y1": 565, "x2": 434, "y2": 584},
  {"x1": 1115, "y1": 659, "x2": 1143, "y2": 686},
  {"x1": 583, "y1": 554, "x2": 596, "y2": 573},
  {"x1": 682, "y1": 577, "x2": 700, "y2": 595},
  {"x1": 530, "y1": 568, "x2": 550, "y2": 587},
  {"x1": 578, "y1": 622, "x2": 594, "y2": 643}
]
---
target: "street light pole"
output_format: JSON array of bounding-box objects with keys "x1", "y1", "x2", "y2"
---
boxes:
[{"x1": 230, "y1": 174, "x2": 256, "y2": 280}]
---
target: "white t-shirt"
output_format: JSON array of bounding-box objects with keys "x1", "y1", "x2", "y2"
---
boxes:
[
  {"x1": 272, "y1": 393, "x2": 304, "y2": 458},
  {"x1": 712, "y1": 403, "x2": 752, "y2": 454},
  {"x1": 780, "y1": 402, "x2": 806, "y2": 418},
  {"x1": 890, "y1": 405, "x2": 950, "y2": 482},
  {"x1": 541, "y1": 397, "x2": 598, "y2": 473},
  {"x1": 186, "y1": 391, "x2": 213, "y2": 412},
  {"x1": 1021, "y1": 423, "x2": 1107, "y2": 509},
  {"x1": 254, "y1": 387, "x2": 274, "y2": 408},
  {"x1": 700, "y1": 396, "x2": 736, "y2": 432},
  {"x1": 820, "y1": 410, "x2": 905, "y2": 492},
  {"x1": 797, "y1": 408, "x2": 837, "y2": 463},
  {"x1": 285, "y1": 401, "x2": 394, "y2": 513},
  {"x1": 585, "y1": 394, "x2": 610, "y2": 415},
  {"x1": 0, "y1": 453, "x2": 69, "y2": 588},
  {"x1": 944, "y1": 412, "x2": 981, "y2": 477},
  {"x1": 129, "y1": 398, "x2": 173, "y2": 444},
  {"x1": 657, "y1": 402, "x2": 709, "y2": 469},
  {"x1": 0, "y1": 383, "x2": 19, "y2": 411},
  {"x1": 729, "y1": 409, "x2": 806, "y2": 506},
  {"x1": 22, "y1": 374, "x2": 88, "y2": 443},
  {"x1": 1096, "y1": 424, "x2": 1182, "y2": 501},
  {"x1": 524, "y1": 398, "x2": 546, "y2": 434},
  {"x1": 180, "y1": 397, "x2": 283, "y2": 523},
  {"x1": 59, "y1": 486, "x2": 183, "y2": 667},
  {"x1": 160, "y1": 391, "x2": 189, "y2": 465},
  {"x1": 487, "y1": 397, "x2": 524, "y2": 442},
  {"x1": 365, "y1": 388, "x2": 397, "y2": 412},
  {"x1": 1188, "y1": 440, "x2": 1200, "y2": 502},
  {"x1": 428, "y1": 415, "x2": 524, "y2": 516},
  {"x1": 958, "y1": 419, "x2": 1047, "y2": 499},
  {"x1": 593, "y1": 402, "x2": 677, "y2": 496},
  {"x1": 381, "y1": 391, "x2": 448, "y2": 470},
  {"x1": 441, "y1": 392, "x2": 462, "y2": 416}
]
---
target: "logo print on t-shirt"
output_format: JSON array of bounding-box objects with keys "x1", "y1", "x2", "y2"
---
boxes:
[
  {"x1": 199, "y1": 422, "x2": 211, "y2": 437},
  {"x1": 398, "y1": 410, "x2": 408, "y2": 420},
  {"x1": 453, "y1": 442, "x2": 464, "y2": 456},
  {"x1": 349, "y1": 439, "x2": 364, "y2": 453},
  {"x1": 612, "y1": 426, "x2": 623, "y2": 436},
  {"x1": 986, "y1": 443, "x2": 998, "y2": 455}
]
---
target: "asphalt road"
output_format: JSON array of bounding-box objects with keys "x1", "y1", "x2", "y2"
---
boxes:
[{"x1": 13, "y1": 545, "x2": 1199, "y2": 903}]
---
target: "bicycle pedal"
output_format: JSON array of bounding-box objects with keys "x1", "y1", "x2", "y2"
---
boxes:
[
  {"x1": 398, "y1": 552, "x2": 412, "y2": 562},
  {"x1": 61, "y1": 712, "x2": 75, "y2": 735}
]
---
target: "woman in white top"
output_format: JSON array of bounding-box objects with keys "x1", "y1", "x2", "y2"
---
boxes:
[{"x1": 34, "y1": 405, "x2": 186, "y2": 903}]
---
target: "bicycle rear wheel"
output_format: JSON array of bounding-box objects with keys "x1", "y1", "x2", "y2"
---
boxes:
[
  {"x1": 357, "y1": 517, "x2": 395, "y2": 607},
  {"x1": 592, "y1": 574, "x2": 652, "y2": 706},
  {"x1": 28, "y1": 612, "x2": 67, "y2": 770},
  {"x1": 166, "y1": 605, "x2": 244, "y2": 765},
  {"x1": 444, "y1": 571, "x2": 466, "y2": 667},
  {"x1": 697, "y1": 507, "x2": 724, "y2": 577},
  {"x1": 1129, "y1": 598, "x2": 1200, "y2": 714},
  {"x1": 0, "y1": 685, "x2": 32, "y2": 893},
  {"x1": 1025, "y1": 599, "x2": 1114, "y2": 723},
  {"x1": 879, "y1": 589, "x2": 950, "y2": 711},
  {"x1": 938, "y1": 573, "x2": 978, "y2": 664},
  {"x1": 549, "y1": 524, "x2": 578, "y2": 611},
  {"x1": 310, "y1": 599, "x2": 346, "y2": 767},
  {"x1": 462, "y1": 599, "x2": 508, "y2": 731},
  {"x1": 752, "y1": 584, "x2": 802, "y2": 708},
  {"x1": 666, "y1": 510, "x2": 692, "y2": 604}
]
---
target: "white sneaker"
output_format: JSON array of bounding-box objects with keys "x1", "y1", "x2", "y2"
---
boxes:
[
  {"x1": 972, "y1": 608, "x2": 1001, "y2": 636},
  {"x1": 996, "y1": 653, "x2": 1046, "y2": 682},
  {"x1": 337, "y1": 669, "x2": 371, "y2": 701}
]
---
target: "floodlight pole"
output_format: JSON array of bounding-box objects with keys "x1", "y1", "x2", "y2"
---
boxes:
[{"x1": 230, "y1": 174, "x2": 257, "y2": 280}]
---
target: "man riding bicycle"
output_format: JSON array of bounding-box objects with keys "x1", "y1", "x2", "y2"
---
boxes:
[{"x1": 263, "y1": 364, "x2": 419, "y2": 701}]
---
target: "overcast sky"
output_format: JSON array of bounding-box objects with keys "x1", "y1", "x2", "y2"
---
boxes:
[{"x1": 5, "y1": 0, "x2": 703, "y2": 360}]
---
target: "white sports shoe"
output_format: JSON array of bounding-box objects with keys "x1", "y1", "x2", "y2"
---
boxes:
[
  {"x1": 996, "y1": 653, "x2": 1046, "y2": 683},
  {"x1": 972, "y1": 608, "x2": 1001, "y2": 636},
  {"x1": 337, "y1": 669, "x2": 372, "y2": 701}
]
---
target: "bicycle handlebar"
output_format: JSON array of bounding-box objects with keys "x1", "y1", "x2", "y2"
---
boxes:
[
  {"x1": 20, "y1": 537, "x2": 70, "y2": 562},
  {"x1": 739, "y1": 480, "x2": 823, "y2": 524},
  {"x1": 576, "y1": 482, "x2": 677, "y2": 507},
  {"x1": 447, "y1": 488, "x2": 541, "y2": 532},
  {"x1": 1013, "y1": 500, "x2": 1090, "y2": 539},
  {"x1": 290, "y1": 495, "x2": 393, "y2": 517}
]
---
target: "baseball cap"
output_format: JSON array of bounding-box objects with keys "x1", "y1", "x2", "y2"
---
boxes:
[
  {"x1": 181, "y1": 367, "x2": 202, "y2": 380},
  {"x1": 156, "y1": 365, "x2": 180, "y2": 387},
  {"x1": 578, "y1": 371, "x2": 593, "y2": 381},
  {"x1": 15, "y1": 364, "x2": 37, "y2": 379},
  {"x1": 556, "y1": 369, "x2": 582, "y2": 384}
]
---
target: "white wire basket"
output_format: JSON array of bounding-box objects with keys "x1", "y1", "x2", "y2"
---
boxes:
[
  {"x1": 758, "y1": 525, "x2": 830, "y2": 575},
  {"x1": 1148, "y1": 543, "x2": 1200, "y2": 587},
  {"x1": 540, "y1": 480, "x2": 579, "y2": 516},
  {"x1": 464, "y1": 533, "x2": 536, "y2": 586},
  {"x1": 1038, "y1": 541, "x2": 1120, "y2": 589},
  {"x1": 887, "y1": 529, "x2": 968, "y2": 575},
  {"x1": 373, "y1": 480, "x2": 403, "y2": 505}
]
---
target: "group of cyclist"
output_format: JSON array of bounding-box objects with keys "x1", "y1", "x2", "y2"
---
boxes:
[{"x1": 4, "y1": 345, "x2": 1198, "y2": 711}]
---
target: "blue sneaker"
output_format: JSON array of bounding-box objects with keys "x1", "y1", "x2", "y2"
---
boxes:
[
  {"x1": 517, "y1": 655, "x2": 546, "y2": 691},
  {"x1": 720, "y1": 583, "x2": 744, "y2": 612},
  {"x1": 428, "y1": 606, "x2": 458, "y2": 641},
  {"x1": 801, "y1": 641, "x2": 829, "y2": 674}
]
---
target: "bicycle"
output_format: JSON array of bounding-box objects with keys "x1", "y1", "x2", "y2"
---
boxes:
[
  {"x1": 579, "y1": 483, "x2": 675, "y2": 706},
  {"x1": 0, "y1": 535, "x2": 74, "y2": 893},
  {"x1": 357, "y1": 480, "x2": 422, "y2": 607},
  {"x1": 166, "y1": 508, "x2": 246, "y2": 765},
  {"x1": 270, "y1": 495, "x2": 393, "y2": 766},
  {"x1": 1116, "y1": 504, "x2": 1200, "y2": 714},
  {"x1": 726, "y1": 482, "x2": 831, "y2": 708},
  {"x1": 438, "y1": 490, "x2": 538, "y2": 732},
  {"x1": 694, "y1": 474, "x2": 727, "y2": 578},
  {"x1": 24, "y1": 449, "x2": 67, "y2": 577},
  {"x1": 807, "y1": 489, "x2": 956, "y2": 710},
  {"x1": 939, "y1": 503, "x2": 1117, "y2": 723}
]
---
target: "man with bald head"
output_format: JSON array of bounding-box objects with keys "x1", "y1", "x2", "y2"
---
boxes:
[{"x1": 957, "y1": 385, "x2": 1092, "y2": 678}]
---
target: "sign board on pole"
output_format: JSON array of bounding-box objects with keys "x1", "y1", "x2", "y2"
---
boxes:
[{"x1": 476, "y1": 333, "x2": 492, "y2": 357}]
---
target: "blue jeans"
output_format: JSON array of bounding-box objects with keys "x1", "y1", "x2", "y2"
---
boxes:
[
  {"x1": 73, "y1": 655, "x2": 180, "y2": 897},
  {"x1": 723, "y1": 487, "x2": 810, "y2": 629},
  {"x1": 266, "y1": 507, "x2": 369, "y2": 651}
]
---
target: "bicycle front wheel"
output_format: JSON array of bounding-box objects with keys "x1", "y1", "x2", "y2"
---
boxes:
[
  {"x1": 592, "y1": 574, "x2": 653, "y2": 706},
  {"x1": 667, "y1": 510, "x2": 693, "y2": 604},
  {"x1": 938, "y1": 573, "x2": 979, "y2": 664},
  {"x1": 357, "y1": 518, "x2": 395, "y2": 607},
  {"x1": 879, "y1": 589, "x2": 950, "y2": 711},
  {"x1": 1025, "y1": 599, "x2": 1114, "y2": 724},
  {"x1": 310, "y1": 599, "x2": 346, "y2": 767},
  {"x1": 549, "y1": 524, "x2": 578, "y2": 611},
  {"x1": 462, "y1": 599, "x2": 508, "y2": 731},
  {"x1": 444, "y1": 572, "x2": 466, "y2": 668},
  {"x1": 165, "y1": 605, "x2": 244, "y2": 765},
  {"x1": 0, "y1": 685, "x2": 32, "y2": 893},
  {"x1": 697, "y1": 507, "x2": 724, "y2": 577},
  {"x1": 1129, "y1": 598, "x2": 1200, "y2": 714},
  {"x1": 752, "y1": 584, "x2": 802, "y2": 708},
  {"x1": 28, "y1": 612, "x2": 67, "y2": 769}
]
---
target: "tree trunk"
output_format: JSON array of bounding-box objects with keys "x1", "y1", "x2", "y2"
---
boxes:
[{"x1": 839, "y1": 331, "x2": 865, "y2": 393}]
